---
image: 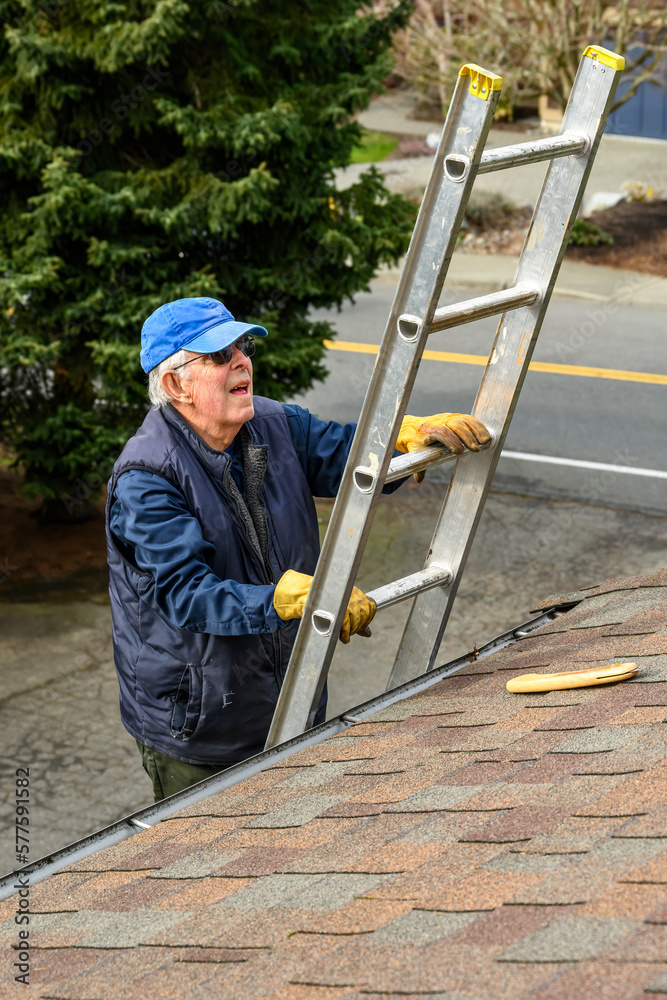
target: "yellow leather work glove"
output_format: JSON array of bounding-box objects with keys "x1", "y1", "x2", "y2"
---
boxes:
[
  {"x1": 396, "y1": 413, "x2": 491, "y2": 482},
  {"x1": 273, "y1": 570, "x2": 376, "y2": 644},
  {"x1": 339, "y1": 585, "x2": 377, "y2": 645},
  {"x1": 273, "y1": 570, "x2": 313, "y2": 622}
]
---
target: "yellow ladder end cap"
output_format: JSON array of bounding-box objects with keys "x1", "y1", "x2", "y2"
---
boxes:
[
  {"x1": 459, "y1": 63, "x2": 502, "y2": 101},
  {"x1": 583, "y1": 45, "x2": 625, "y2": 72}
]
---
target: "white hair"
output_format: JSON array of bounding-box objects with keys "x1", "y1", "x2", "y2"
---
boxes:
[{"x1": 147, "y1": 349, "x2": 196, "y2": 409}]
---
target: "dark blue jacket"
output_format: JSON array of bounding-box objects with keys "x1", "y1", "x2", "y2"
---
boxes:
[{"x1": 106, "y1": 398, "x2": 358, "y2": 766}]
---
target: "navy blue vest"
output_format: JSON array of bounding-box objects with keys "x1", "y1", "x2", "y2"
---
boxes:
[{"x1": 105, "y1": 398, "x2": 321, "y2": 765}]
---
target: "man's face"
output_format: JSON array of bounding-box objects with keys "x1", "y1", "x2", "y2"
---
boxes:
[{"x1": 183, "y1": 342, "x2": 254, "y2": 443}]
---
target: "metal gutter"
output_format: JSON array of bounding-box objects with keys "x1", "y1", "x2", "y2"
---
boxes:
[{"x1": 0, "y1": 604, "x2": 572, "y2": 898}]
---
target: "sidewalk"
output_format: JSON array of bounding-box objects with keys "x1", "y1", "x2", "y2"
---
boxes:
[
  {"x1": 353, "y1": 89, "x2": 667, "y2": 206},
  {"x1": 336, "y1": 139, "x2": 666, "y2": 214},
  {"x1": 377, "y1": 253, "x2": 667, "y2": 308},
  {"x1": 343, "y1": 90, "x2": 667, "y2": 308}
]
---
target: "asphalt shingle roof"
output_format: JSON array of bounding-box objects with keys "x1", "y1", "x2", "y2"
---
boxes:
[{"x1": 3, "y1": 571, "x2": 667, "y2": 999}]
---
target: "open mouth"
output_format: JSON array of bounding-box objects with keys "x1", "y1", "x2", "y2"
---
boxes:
[{"x1": 230, "y1": 382, "x2": 250, "y2": 396}]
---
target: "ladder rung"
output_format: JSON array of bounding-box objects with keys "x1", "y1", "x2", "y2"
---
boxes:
[
  {"x1": 366, "y1": 564, "x2": 452, "y2": 611},
  {"x1": 428, "y1": 284, "x2": 540, "y2": 333},
  {"x1": 476, "y1": 131, "x2": 588, "y2": 174},
  {"x1": 386, "y1": 444, "x2": 457, "y2": 484},
  {"x1": 385, "y1": 435, "x2": 495, "y2": 484}
]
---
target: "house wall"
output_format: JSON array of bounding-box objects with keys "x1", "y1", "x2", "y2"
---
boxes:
[{"x1": 606, "y1": 49, "x2": 667, "y2": 140}]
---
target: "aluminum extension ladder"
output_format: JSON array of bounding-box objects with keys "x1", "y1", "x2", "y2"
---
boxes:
[{"x1": 266, "y1": 45, "x2": 625, "y2": 748}]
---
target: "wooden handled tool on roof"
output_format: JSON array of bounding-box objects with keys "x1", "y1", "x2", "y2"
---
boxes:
[{"x1": 506, "y1": 662, "x2": 639, "y2": 693}]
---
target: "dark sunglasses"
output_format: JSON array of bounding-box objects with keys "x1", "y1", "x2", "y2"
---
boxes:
[{"x1": 172, "y1": 335, "x2": 255, "y2": 370}]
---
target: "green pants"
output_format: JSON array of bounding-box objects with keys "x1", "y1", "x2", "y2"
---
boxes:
[{"x1": 135, "y1": 740, "x2": 228, "y2": 802}]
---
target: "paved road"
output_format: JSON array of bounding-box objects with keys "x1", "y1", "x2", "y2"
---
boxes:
[{"x1": 288, "y1": 276, "x2": 667, "y2": 514}]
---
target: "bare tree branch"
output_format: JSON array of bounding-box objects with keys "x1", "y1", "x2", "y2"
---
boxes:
[{"x1": 386, "y1": 0, "x2": 667, "y2": 117}]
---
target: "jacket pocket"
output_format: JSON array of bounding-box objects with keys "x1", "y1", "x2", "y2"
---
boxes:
[{"x1": 170, "y1": 664, "x2": 203, "y2": 741}]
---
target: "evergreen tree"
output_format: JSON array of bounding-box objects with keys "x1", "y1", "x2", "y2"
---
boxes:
[{"x1": 0, "y1": 0, "x2": 415, "y2": 517}]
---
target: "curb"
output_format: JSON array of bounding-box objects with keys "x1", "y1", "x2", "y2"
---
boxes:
[{"x1": 376, "y1": 254, "x2": 667, "y2": 308}]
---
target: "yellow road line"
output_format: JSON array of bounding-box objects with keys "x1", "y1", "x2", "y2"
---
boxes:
[{"x1": 323, "y1": 340, "x2": 667, "y2": 386}]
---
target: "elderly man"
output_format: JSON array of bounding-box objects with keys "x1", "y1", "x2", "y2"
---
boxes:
[{"x1": 106, "y1": 297, "x2": 490, "y2": 801}]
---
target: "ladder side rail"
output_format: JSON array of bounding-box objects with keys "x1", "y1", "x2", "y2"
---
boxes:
[
  {"x1": 265, "y1": 68, "x2": 502, "y2": 749},
  {"x1": 387, "y1": 46, "x2": 626, "y2": 689}
]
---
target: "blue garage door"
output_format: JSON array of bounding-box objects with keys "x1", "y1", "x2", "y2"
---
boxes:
[{"x1": 606, "y1": 49, "x2": 667, "y2": 140}]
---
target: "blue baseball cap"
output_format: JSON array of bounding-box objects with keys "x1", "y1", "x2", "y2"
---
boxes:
[{"x1": 140, "y1": 296, "x2": 268, "y2": 373}]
